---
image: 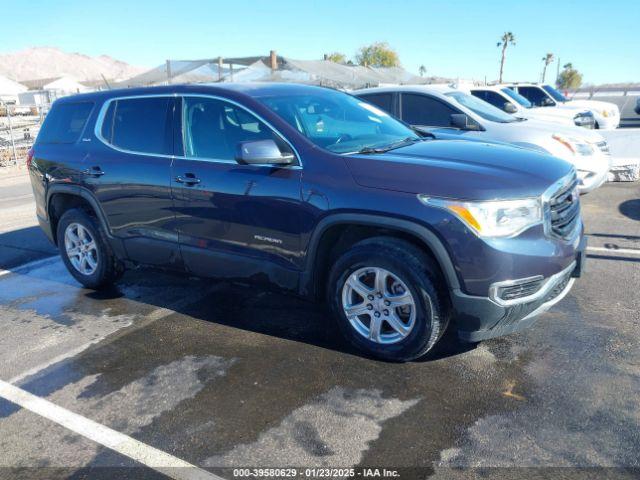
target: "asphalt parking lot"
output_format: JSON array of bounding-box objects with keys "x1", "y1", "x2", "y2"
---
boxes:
[{"x1": 0, "y1": 170, "x2": 638, "y2": 479}]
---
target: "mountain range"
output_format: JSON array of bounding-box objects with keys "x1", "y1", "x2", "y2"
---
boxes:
[{"x1": 0, "y1": 47, "x2": 147, "y2": 82}]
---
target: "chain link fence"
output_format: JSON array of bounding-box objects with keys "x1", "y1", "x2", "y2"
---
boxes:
[{"x1": 0, "y1": 103, "x2": 48, "y2": 168}]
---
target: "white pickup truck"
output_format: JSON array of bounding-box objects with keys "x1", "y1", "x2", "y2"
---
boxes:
[
  {"x1": 462, "y1": 84, "x2": 595, "y2": 129},
  {"x1": 505, "y1": 83, "x2": 620, "y2": 130}
]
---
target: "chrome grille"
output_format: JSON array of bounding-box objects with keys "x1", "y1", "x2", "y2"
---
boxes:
[
  {"x1": 497, "y1": 278, "x2": 545, "y2": 302},
  {"x1": 549, "y1": 177, "x2": 580, "y2": 238}
]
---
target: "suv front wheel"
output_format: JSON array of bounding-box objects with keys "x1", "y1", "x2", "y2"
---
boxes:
[
  {"x1": 328, "y1": 238, "x2": 449, "y2": 362},
  {"x1": 56, "y1": 208, "x2": 123, "y2": 289}
]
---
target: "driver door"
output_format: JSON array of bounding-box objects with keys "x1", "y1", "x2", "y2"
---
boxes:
[
  {"x1": 400, "y1": 93, "x2": 482, "y2": 140},
  {"x1": 171, "y1": 95, "x2": 304, "y2": 288}
]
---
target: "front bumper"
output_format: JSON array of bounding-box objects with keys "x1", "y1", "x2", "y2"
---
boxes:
[
  {"x1": 595, "y1": 114, "x2": 620, "y2": 130},
  {"x1": 452, "y1": 236, "x2": 586, "y2": 342}
]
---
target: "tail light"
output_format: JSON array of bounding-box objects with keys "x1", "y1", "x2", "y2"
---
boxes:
[{"x1": 26, "y1": 148, "x2": 34, "y2": 169}]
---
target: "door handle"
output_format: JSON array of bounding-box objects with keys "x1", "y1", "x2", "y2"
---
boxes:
[
  {"x1": 175, "y1": 174, "x2": 201, "y2": 185},
  {"x1": 83, "y1": 166, "x2": 105, "y2": 177}
]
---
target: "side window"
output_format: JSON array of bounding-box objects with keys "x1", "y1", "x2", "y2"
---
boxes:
[
  {"x1": 102, "y1": 97, "x2": 173, "y2": 155},
  {"x1": 359, "y1": 93, "x2": 393, "y2": 114},
  {"x1": 473, "y1": 90, "x2": 507, "y2": 110},
  {"x1": 517, "y1": 87, "x2": 550, "y2": 107},
  {"x1": 182, "y1": 97, "x2": 290, "y2": 161},
  {"x1": 401, "y1": 94, "x2": 457, "y2": 127},
  {"x1": 37, "y1": 102, "x2": 94, "y2": 144},
  {"x1": 470, "y1": 90, "x2": 489, "y2": 102}
]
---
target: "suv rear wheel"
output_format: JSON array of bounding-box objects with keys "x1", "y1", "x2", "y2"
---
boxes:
[
  {"x1": 328, "y1": 237, "x2": 449, "y2": 362},
  {"x1": 56, "y1": 208, "x2": 123, "y2": 289}
]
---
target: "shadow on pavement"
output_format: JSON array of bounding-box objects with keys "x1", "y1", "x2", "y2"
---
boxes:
[
  {"x1": 0, "y1": 225, "x2": 57, "y2": 270},
  {"x1": 85, "y1": 272, "x2": 477, "y2": 363}
]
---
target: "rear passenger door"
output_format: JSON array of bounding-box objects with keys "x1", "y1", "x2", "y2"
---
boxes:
[
  {"x1": 87, "y1": 96, "x2": 182, "y2": 268},
  {"x1": 171, "y1": 95, "x2": 303, "y2": 289}
]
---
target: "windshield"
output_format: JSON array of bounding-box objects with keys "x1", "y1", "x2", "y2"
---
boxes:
[
  {"x1": 445, "y1": 91, "x2": 517, "y2": 123},
  {"x1": 542, "y1": 85, "x2": 569, "y2": 102},
  {"x1": 501, "y1": 87, "x2": 533, "y2": 108},
  {"x1": 257, "y1": 89, "x2": 419, "y2": 154}
]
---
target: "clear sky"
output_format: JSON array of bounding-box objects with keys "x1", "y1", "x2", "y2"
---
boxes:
[{"x1": 4, "y1": 0, "x2": 639, "y2": 84}]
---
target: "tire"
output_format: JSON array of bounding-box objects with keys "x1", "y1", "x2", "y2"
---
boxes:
[
  {"x1": 56, "y1": 208, "x2": 123, "y2": 289},
  {"x1": 328, "y1": 237, "x2": 449, "y2": 362}
]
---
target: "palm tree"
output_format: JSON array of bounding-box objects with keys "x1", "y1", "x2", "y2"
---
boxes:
[
  {"x1": 496, "y1": 32, "x2": 516, "y2": 83},
  {"x1": 541, "y1": 53, "x2": 554, "y2": 82},
  {"x1": 418, "y1": 65, "x2": 426, "y2": 77}
]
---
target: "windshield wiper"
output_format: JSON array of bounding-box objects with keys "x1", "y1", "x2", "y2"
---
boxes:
[{"x1": 357, "y1": 137, "x2": 424, "y2": 154}]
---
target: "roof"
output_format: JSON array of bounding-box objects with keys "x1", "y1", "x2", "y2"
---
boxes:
[{"x1": 53, "y1": 82, "x2": 341, "y2": 104}]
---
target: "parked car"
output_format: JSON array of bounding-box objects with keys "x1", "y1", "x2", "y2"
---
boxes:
[
  {"x1": 464, "y1": 84, "x2": 595, "y2": 129},
  {"x1": 356, "y1": 85, "x2": 611, "y2": 193},
  {"x1": 28, "y1": 84, "x2": 586, "y2": 361},
  {"x1": 505, "y1": 83, "x2": 620, "y2": 130},
  {"x1": 12, "y1": 105, "x2": 32, "y2": 116}
]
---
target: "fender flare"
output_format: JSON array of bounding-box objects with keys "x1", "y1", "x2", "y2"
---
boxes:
[
  {"x1": 46, "y1": 184, "x2": 126, "y2": 258},
  {"x1": 300, "y1": 213, "x2": 461, "y2": 296}
]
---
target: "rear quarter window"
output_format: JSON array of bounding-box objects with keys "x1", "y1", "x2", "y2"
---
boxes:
[
  {"x1": 100, "y1": 97, "x2": 173, "y2": 155},
  {"x1": 37, "y1": 102, "x2": 94, "y2": 144}
]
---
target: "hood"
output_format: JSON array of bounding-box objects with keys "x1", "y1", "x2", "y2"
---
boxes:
[
  {"x1": 521, "y1": 108, "x2": 575, "y2": 126},
  {"x1": 344, "y1": 139, "x2": 573, "y2": 200},
  {"x1": 521, "y1": 119, "x2": 605, "y2": 143},
  {"x1": 568, "y1": 99, "x2": 619, "y2": 114}
]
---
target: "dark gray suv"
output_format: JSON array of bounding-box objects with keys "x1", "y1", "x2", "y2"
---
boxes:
[{"x1": 28, "y1": 83, "x2": 586, "y2": 361}]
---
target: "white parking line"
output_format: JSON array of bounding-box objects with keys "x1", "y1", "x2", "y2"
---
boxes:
[
  {"x1": 0, "y1": 379, "x2": 223, "y2": 480},
  {"x1": 0, "y1": 255, "x2": 58, "y2": 277},
  {"x1": 587, "y1": 246, "x2": 640, "y2": 256}
]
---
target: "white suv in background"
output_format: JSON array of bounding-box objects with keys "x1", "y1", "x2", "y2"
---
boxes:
[
  {"x1": 507, "y1": 83, "x2": 620, "y2": 130},
  {"x1": 355, "y1": 85, "x2": 612, "y2": 193},
  {"x1": 463, "y1": 84, "x2": 595, "y2": 129}
]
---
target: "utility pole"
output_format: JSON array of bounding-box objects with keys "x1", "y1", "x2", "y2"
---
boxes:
[{"x1": 166, "y1": 60, "x2": 172, "y2": 84}]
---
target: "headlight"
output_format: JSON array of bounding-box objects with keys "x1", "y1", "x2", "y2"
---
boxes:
[
  {"x1": 419, "y1": 196, "x2": 543, "y2": 238},
  {"x1": 552, "y1": 134, "x2": 594, "y2": 156}
]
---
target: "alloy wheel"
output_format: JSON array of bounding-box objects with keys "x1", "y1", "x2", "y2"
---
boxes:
[
  {"x1": 64, "y1": 223, "x2": 99, "y2": 276},
  {"x1": 341, "y1": 266, "x2": 417, "y2": 344}
]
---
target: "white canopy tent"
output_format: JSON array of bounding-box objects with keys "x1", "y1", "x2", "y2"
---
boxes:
[
  {"x1": 0, "y1": 75, "x2": 28, "y2": 103},
  {"x1": 118, "y1": 55, "x2": 435, "y2": 89},
  {"x1": 42, "y1": 75, "x2": 89, "y2": 96}
]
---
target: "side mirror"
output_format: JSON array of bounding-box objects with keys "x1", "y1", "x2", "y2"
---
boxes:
[
  {"x1": 450, "y1": 113, "x2": 481, "y2": 131},
  {"x1": 541, "y1": 97, "x2": 555, "y2": 107},
  {"x1": 235, "y1": 139, "x2": 295, "y2": 166},
  {"x1": 504, "y1": 102, "x2": 518, "y2": 114}
]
